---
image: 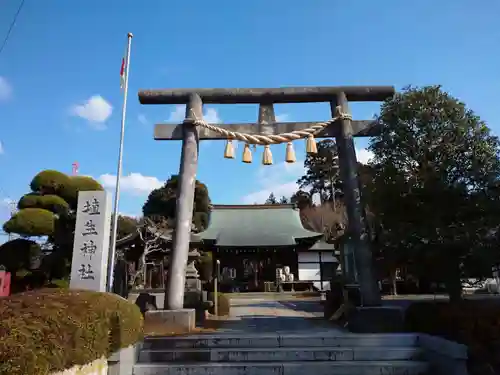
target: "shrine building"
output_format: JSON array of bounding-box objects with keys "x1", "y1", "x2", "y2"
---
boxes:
[
  {"x1": 199, "y1": 204, "x2": 339, "y2": 292},
  {"x1": 118, "y1": 204, "x2": 340, "y2": 293}
]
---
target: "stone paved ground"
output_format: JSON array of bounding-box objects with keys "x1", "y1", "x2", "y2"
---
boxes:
[{"x1": 218, "y1": 297, "x2": 344, "y2": 333}]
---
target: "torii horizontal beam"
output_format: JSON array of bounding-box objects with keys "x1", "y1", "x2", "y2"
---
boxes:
[
  {"x1": 154, "y1": 120, "x2": 380, "y2": 141},
  {"x1": 138, "y1": 86, "x2": 395, "y2": 104}
]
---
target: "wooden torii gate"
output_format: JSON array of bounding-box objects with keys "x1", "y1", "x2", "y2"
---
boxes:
[{"x1": 138, "y1": 86, "x2": 395, "y2": 310}]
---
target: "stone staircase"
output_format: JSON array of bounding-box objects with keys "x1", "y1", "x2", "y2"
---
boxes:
[{"x1": 133, "y1": 332, "x2": 429, "y2": 375}]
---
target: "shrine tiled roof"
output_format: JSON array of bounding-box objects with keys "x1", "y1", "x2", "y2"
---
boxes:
[{"x1": 198, "y1": 204, "x2": 323, "y2": 247}]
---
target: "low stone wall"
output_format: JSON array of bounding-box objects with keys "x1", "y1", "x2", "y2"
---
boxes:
[
  {"x1": 51, "y1": 357, "x2": 107, "y2": 375},
  {"x1": 129, "y1": 291, "x2": 165, "y2": 309},
  {"x1": 339, "y1": 305, "x2": 469, "y2": 375},
  {"x1": 418, "y1": 334, "x2": 468, "y2": 375},
  {"x1": 108, "y1": 344, "x2": 141, "y2": 375},
  {"x1": 50, "y1": 344, "x2": 140, "y2": 375}
]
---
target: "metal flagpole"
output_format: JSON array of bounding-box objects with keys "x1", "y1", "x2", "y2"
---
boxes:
[{"x1": 107, "y1": 32, "x2": 133, "y2": 292}]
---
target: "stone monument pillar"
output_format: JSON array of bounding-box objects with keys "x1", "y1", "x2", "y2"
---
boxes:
[
  {"x1": 184, "y1": 248, "x2": 204, "y2": 310},
  {"x1": 70, "y1": 191, "x2": 112, "y2": 292},
  {"x1": 185, "y1": 248, "x2": 201, "y2": 292}
]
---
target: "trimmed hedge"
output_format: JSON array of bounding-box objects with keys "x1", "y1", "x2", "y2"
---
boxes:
[
  {"x1": 18, "y1": 194, "x2": 70, "y2": 214},
  {"x1": 208, "y1": 292, "x2": 231, "y2": 316},
  {"x1": 30, "y1": 170, "x2": 71, "y2": 196},
  {"x1": 3, "y1": 208, "x2": 55, "y2": 237},
  {"x1": 405, "y1": 300, "x2": 500, "y2": 374},
  {"x1": 0, "y1": 288, "x2": 143, "y2": 375},
  {"x1": 46, "y1": 278, "x2": 70, "y2": 289}
]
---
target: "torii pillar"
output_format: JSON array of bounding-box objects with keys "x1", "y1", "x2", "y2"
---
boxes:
[{"x1": 164, "y1": 94, "x2": 202, "y2": 310}]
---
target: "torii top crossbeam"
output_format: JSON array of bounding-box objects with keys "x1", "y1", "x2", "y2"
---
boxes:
[
  {"x1": 138, "y1": 86, "x2": 395, "y2": 104},
  {"x1": 138, "y1": 86, "x2": 395, "y2": 141}
]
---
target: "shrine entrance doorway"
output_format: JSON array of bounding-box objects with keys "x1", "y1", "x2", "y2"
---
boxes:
[{"x1": 215, "y1": 248, "x2": 297, "y2": 293}]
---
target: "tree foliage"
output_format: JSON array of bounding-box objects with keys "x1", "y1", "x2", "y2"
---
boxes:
[
  {"x1": 0, "y1": 239, "x2": 41, "y2": 273},
  {"x1": 265, "y1": 193, "x2": 278, "y2": 204},
  {"x1": 117, "y1": 215, "x2": 140, "y2": 239},
  {"x1": 298, "y1": 139, "x2": 341, "y2": 203},
  {"x1": 367, "y1": 85, "x2": 500, "y2": 299},
  {"x1": 290, "y1": 190, "x2": 313, "y2": 209},
  {"x1": 3, "y1": 208, "x2": 55, "y2": 236},
  {"x1": 60, "y1": 176, "x2": 104, "y2": 208},
  {"x1": 264, "y1": 193, "x2": 290, "y2": 205},
  {"x1": 142, "y1": 175, "x2": 211, "y2": 231},
  {"x1": 5, "y1": 170, "x2": 104, "y2": 238},
  {"x1": 29, "y1": 170, "x2": 71, "y2": 196},
  {"x1": 196, "y1": 251, "x2": 213, "y2": 282},
  {"x1": 18, "y1": 194, "x2": 70, "y2": 215},
  {"x1": 2, "y1": 170, "x2": 104, "y2": 282}
]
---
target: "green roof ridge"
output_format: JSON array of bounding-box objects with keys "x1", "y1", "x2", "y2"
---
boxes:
[{"x1": 198, "y1": 205, "x2": 323, "y2": 247}]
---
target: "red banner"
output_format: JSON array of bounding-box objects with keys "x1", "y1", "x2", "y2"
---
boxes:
[{"x1": 0, "y1": 271, "x2": 11, "y2": 297}]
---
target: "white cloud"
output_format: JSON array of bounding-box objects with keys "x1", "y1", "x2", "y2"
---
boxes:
[
  {"x1": 1, "y1": 197, "x2": 14, "y2": 206},
  {"x1": 168, "y1": 105, "x2": 185, "y2": 122},
  {"x1": 0, "y1": 140, "x2": 4, "y2": 154},
  {"x1": 0, "y1": 198, "x2": 15, "y2": 218},
  {"x1": 203, "y1": 108, "x2": 221, "y2": 123},
  {"x1": 0, "y1": 77, "x2": 12, "y2": 101},
  {"x1": 167, "y1": 105, "x2": 221, "y2": 123},
  {"x1": 119, "y1": 212, "x2": 141, "y2": 219},
  {"x1": 241, "y1": 147, "x2": 374, "y2": 203},
  {"x1": 275, "y1": 113, "x2": 289, "y2": 122},
  {"x1": 356, "y1": 148, "x2": 374, "y2": 164},
  {"x1": 99, "y1": 172, "x2": 162, "y2": 195},
  {"x1": 70, "y1": 95, "x2": 113, "y2": 129},
  {"x1": 241, "y1": 161, "x2": 306, "y2": 204},
  {"x1": 138, "y1": 114, "x2": 148, "y2": 126}
]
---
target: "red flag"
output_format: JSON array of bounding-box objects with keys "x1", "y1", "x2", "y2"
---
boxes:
[{"x1": 120, "y1": 57, "x2": 126, "y2": 90}]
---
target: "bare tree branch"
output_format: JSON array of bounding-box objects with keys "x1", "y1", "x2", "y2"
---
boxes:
[{"x1": 132, "y1": 219, "x2": 173, "y2": 288}]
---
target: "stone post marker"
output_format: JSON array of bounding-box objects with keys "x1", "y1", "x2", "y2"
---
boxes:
[{"x1": 70, "y1": 191, "x2": 112, "y2": 292}]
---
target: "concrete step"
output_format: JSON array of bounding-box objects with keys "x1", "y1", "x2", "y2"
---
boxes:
[
  {"x1": 138, "y1": 346, "x2": 422, "y2": 362},
  {"x1": 133, "y1": 360, "x2": 429, "y2": 375},
  {"x1": 226, "y1": 292, "x2": 318, "y2": 300},
  {"x1": 142, "y1": 333, "x2": 418, "y2": 349}
]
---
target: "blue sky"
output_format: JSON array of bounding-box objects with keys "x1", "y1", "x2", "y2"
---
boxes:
[{"x1": 1, "y1": 0, "x2": 500, "y2": 239}]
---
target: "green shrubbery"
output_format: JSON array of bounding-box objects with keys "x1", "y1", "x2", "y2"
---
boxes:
[
  {"x1": 0, "y1": 239, "x2": 41, "y2": 274},
  {"x1": 46, "y1": 278, "x2": 70, "y2": 289},
  {"x1": 3, "y1": 208, "x2": 56, "y2": 236},
  {"x1": 2, "y1": 170, "x2": 105, "y2": 288},
  {"x1": 208, "y1": 292, "x2": 231, "y2": 316},
  {"x1": 0, "y1": 288, "x2": 143, "y2": 375},
  {"x1": 196, "y1": 251, "x2": 213, "y2": 282},
  {"x1": 18, "y1": 194, "x2": 70, "y2": 214},
  {"x1": 405, "y1": 300, "x2": 500, "y2": 374}
]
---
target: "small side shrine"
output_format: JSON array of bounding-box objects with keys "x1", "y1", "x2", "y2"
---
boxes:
[{"x1": 116, "y1": 222, "x2": 202, "y2": 290}]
